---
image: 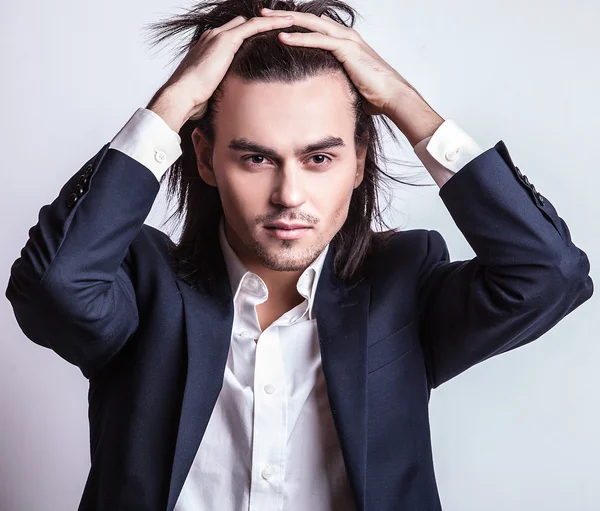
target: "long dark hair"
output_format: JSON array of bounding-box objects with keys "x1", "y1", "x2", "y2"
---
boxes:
[{"x1": 142, "y1": 0, "x2": 430, "y2": 292}]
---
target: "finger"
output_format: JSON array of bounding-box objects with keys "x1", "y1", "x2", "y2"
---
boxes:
[
  {"x1": 229, "y1": 14, "x2": 295, "y2": 41},
  {"x1": 319, "y1": 13, "x2": 343, "y2": 27},
  {"x1": 261, "y1": 9, "x2": 346, "y2": 37},
  {"x1": 202, "y1": 15, "x2": 247, "y2": 40},
  {"x1": 261, "y1": 9, "x2": 358, "y2": 42},
  {"x1": 278, "y1": 31, "x2": 357, "y2": 58},
  {"x1": 212, "y1": 15, "x2": 247, "y2": 34},
  {"x1": 319, "y1": 13, "x2": 363, "y2": 40}
]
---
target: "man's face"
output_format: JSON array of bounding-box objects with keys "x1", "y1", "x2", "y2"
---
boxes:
[{"x1": 192, "y1": 72, "x2": 366, "y2": 273}]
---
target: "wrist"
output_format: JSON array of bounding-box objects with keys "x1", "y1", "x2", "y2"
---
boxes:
[
  {"x1": 146, "y1": 85, "x2": 193, "y2": 134},
  {"x1": 386, "y1": 86, "x2": 445, "y2": 148}
]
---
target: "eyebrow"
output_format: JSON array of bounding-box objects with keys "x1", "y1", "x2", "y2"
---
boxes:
[{"x1": 227, "y1": 136, "x2": 346, "y2": 159}]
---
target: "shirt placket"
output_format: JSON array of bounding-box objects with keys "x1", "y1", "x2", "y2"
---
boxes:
[
  {"x1": 248, "y1": 326, "x2": 287, "y2": 511},
  {"x1": 237, "y1": 274, "x2": 284, "y2": 511}
]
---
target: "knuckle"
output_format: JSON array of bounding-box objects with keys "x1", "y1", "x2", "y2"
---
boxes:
[
  {"x1": 213, "y1": 31, "x2": 229, "y2": 45},
  {"x1": 349, "y1": 39, "x2": 361, "y2": 50},
  {"x1": 350, "y1": 34, "x2": 363, "y2": 45}
]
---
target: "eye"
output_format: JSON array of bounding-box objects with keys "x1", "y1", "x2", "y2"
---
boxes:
[
  {"x1": 310, "y1": 154, "x2": 331, "y2": 165},
  {"x1": 243, "y1": 155, "x2": 270, "y2": 166},
  {"x1": 241, "y1": 154, "x2": 333, "y2": 167}
]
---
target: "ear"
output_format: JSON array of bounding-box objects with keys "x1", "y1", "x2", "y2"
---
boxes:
[
  {"x1": 354, "y1": 140, "x2": 368, "y2": 189},
  {"x1": 191, "y1": 127, "x2": 217, "y2": 187}
]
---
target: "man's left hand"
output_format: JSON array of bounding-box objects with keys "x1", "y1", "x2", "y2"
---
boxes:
[
  {"x1": 260, "y1": 7, "x2": 445, "y2": 147},
  {"x1": 260, "y1": 7, "x2": 409, "y2": 117}
]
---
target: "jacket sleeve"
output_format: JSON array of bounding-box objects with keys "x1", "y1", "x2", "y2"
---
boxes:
[
  {"x1": 5, "y1": 143, "x2": 164, "y2": 379},
  {"x1": 417, "y1": 140, "x2": 594, "y2": 389}
]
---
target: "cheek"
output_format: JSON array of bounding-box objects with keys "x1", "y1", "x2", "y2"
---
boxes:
[
  {"x1": 318, "y1": 167, "x2": 356, "y2": 199},
  {"x1": 312, "y1": 172, "x2": 356, "y2": 219},
  {"x1": 216, "y1": 170, "x2": 268, "y2": 218}
]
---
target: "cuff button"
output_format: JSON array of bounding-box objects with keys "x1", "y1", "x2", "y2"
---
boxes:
[{"x1": 444, "y1": 148, "x2": 460, "y2": 162}]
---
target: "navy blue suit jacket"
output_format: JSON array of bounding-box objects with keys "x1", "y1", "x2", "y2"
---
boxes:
[{"x1": 6, "y1": 140, "x2": 593, "y2": 510}]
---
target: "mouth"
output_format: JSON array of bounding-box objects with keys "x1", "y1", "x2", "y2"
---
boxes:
[{"x1": 264, "y1": 225, "x2": 312, "y2": 240}]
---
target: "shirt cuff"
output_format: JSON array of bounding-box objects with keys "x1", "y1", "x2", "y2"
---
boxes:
[
  {"x1": 413, "y1": 119, "x2": 485, "y2": 188},
  {"x1": 109, "y1": 107, "x2": 183, "y2": 182}
]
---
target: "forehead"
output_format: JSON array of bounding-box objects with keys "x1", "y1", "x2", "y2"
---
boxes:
[{"x1": 214, "y1": 73, "x2": 356, "y2": 146}]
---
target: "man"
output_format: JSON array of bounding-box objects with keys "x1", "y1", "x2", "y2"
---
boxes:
[{"x1": 5, "y1": 1, "x2": 593, "y2": 510}]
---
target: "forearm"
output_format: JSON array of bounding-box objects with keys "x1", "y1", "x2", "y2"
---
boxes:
[
  {"x1": 5, "y1": 144, "x2": 155, "y2": 377},
  {"x1": 385, "y1": 85, "x2": 445, "y2": 148},
  {"x1": 145, "y1": 85, "x2": 194, "y2": 134}
]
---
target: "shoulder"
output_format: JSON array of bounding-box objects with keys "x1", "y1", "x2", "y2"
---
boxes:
[
  {"x1": 370, "y1": 228, "x2": 446, "y2": 268},
  {"x1": 391, "y1": 228, "x2": 449, "y2": 263},
  {"x1": 141, "y1": 223, "x2": 173, "y2": 247},
  {"x1": 367, "y1": 228, "x2": 450, "y2": 286}
]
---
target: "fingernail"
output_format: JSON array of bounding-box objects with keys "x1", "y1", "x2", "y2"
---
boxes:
[{"x1": 262, "y1": 7, "x2": 271, "y2": 11}]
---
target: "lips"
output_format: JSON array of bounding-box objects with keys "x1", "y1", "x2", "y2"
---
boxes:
[
  {"x1": 265, "y1": 222, "x2": 311, "y2": 230},
  {"x1": 265, "y1": 224, "x2": 312, "y2": 240}
]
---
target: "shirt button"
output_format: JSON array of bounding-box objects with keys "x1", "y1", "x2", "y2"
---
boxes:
[
  {"x1": 245, "y1": 277, "x2": 257, "y2": 292},
  {"x1": 444, "y1": 148, "x2": 460, "y2": 162},
  {"x1": 155, "y1": 150, "x2": 167, "y2": 163},
  {"x1": 240, "y1": 331, "x2": 250, "y2": 338},
  {"x1": 264, "y1": 383, "x2": 275, "y2": 394},
  {"x1": 261, "y1": 465, "x2": 273, "y2": 480}
]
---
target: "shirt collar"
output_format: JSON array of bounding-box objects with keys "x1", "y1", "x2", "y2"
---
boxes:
[{"x1": 218, "y1": 215, "x2": 329, "y2": 321}]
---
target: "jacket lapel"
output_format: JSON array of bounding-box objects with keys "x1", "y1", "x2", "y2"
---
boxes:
[
  {"x1": 314, "y1": 244, "x2": 371, "y2": 510},
  {"x1": 166, "y1": 267, "x2": 234, "y2": 511},
  {"x1": 166, "y1": 242, "x2": 370, "y2": 511}
]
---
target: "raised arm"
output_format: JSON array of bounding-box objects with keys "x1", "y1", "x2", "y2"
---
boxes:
[
  {"x1": 415, "y1": 140, "x2": 593, "y2": 389},
  {"x1": 4, "y1": 136, "x2": 177, "y2": 379}
]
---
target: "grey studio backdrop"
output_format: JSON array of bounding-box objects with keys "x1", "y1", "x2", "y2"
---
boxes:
[{"x1": 1, "y1": 1, "x2": 598, "y2": 510}]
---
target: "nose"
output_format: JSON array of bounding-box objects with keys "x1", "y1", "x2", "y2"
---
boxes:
[{"x1": 270, "y1": 164, "x2": 307, "y2": 209}]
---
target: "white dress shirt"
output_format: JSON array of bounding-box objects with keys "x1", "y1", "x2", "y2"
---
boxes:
[
  {"x1": 108, "y1": 106, "x2": 486, "y2": 510},
  {"x1": 171, "y1": 216, "x2": 358, "y2": 510}
]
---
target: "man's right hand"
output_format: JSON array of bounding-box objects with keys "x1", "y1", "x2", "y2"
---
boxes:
[{"x1": 145, "y1": 14, "x2": 295, "y2": 133}]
